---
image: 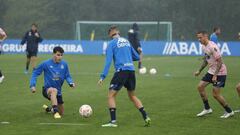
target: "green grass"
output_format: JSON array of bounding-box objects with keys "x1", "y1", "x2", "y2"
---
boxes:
[{"x1": 0, "y1": 54, "x2": 240, "y2": 135}]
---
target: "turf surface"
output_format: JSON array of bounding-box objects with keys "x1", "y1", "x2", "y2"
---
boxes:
[{"x1": 0, "y1": 54, "x2": 240, "y2": 135}]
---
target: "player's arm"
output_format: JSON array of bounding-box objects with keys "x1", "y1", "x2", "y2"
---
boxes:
[
  {"x1": 98, "y1": 44, "x2": 113, "y2": 85},
  {"x1": 131, "y1": 46, "x2": 140, "y2": 61},
  {"x1": 64, "y1": 63, "x2": 75, "y2": 88},
  {"x1": 195, "y1": 57, "x2": 207, "y2": 76},
  {"x1": 212, "y1": 48, "x2": 223, "y2": 82},
  {"x1": 36, "y1": 32, "x2": 43, "y2": 43},
  {"x1": 20, "y1": 32, "x2": 28, "y2": 45},
  {"x1": 214, "y1": 57, "x2": 223, "y2": 76},
  {"x1": 134, "y1": 31, "x2": 141, "y2": 47},
  {"x1": 29, "y1": 63, "x2": 44, "y2": 93}
]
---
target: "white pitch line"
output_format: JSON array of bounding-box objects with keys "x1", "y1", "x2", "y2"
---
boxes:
[
  {"x1": 1, "y1": 121, "x2": 10, "y2": 124},
  {"x1": 38, "y1": 123, "x2": 90, "y2": 126}
]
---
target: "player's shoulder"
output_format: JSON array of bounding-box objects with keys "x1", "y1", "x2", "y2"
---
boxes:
[
  {"x1": 60, "y1": 60, "x2": 69, "y2": 65},
  {"x1": 209, "y1": 41, "x2": 220, "y2": 51},
  {"x1": 209, "y1": 41, "x2": 218, "y2": 47},
  {"x1": 41, "y1": 59, "x2": 52, "y2": 65},
  {"x1": 210, "y1": 33, "x2": 216, "y2": 37},
  {"x1": 108, "y1": 38, "x2": 118, "y2": 47}
]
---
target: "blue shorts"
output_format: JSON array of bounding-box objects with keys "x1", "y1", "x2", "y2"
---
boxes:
[
  {"x1": 42, "y1": 87, "x2": 64, "y2": 104},
  {"x1": 201, "y1": 73, "x2": 226, "y2": 88},
  {"x1": 109, "y1": 70, "x2": 136, "y2": 91}
]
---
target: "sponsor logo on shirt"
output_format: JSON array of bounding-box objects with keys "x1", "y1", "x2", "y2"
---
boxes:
[{"x1": 117, "y1": 38, "x2": 130, "y2": 48}]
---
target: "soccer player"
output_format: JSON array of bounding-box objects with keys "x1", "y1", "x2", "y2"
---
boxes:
[
  {"x1": 20, "y1": 23, "x2": 43, "y2": 74},
  {"x1": 0, "y1": 27, "x2": 7, "y2": 83},
  {"x1": 30, "y1": 46, "x2": 75, "y2": 119},
  {"x1": 0, "y1": 70, "x2": 4, "y2": 84},
  {"x1": 128, "y1": 23, "x2": 143, "y2": 69},
  {"x1": 98, "y1": 25, "x2": 151, "y2": 127},
  {"x1": 194, "y1": 31, "x2": 234, "y2": 118},
  {"x1": 235, "y1": 84, "x2": 240, "y2": 112},
  {"x1": 0, "y1": 27, "x2": 7, "y2": 54},
  {"x1": 210, "y1": 27, "x2": 221, "y2": 44}
]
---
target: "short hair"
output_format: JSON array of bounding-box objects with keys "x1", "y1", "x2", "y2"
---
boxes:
[
  {"x1": 132, "y1": 23, "x2": 139, "y2": 31},
  {"x1": 213, "y1": 27, "x2": 220, "y2": 32},
  {"x1": 108, "y1": 25, "x2": 118, "y2": 34},
  {"x1": 53, "y1": 46, "x2": 64, "y2": 54},
  {"x1": 32, "y1": 23, "x2": 38, "y2": 28},
  {"x1": 196, "y1": 30, "x2": 208, "y2": 35}
]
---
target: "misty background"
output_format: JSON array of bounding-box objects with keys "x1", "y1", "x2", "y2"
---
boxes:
[{"x1": 0, "y1": 0, "x2": 239, "y2": 41}]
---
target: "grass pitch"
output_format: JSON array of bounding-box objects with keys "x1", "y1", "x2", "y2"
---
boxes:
[{"x1": 0, "y1": 54, "x2": 240, "y2": 135}]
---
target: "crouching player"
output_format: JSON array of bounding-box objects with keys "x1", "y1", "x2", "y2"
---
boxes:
[{"x1": 30, "y1": 46, "x2": 75, "y2": 119}]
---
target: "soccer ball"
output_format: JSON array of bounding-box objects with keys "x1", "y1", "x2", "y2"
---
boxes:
[
  {"x1": 139, "y1": 67, "x2": 147, "y2": 74},
  {"x1": 149, "y1": 68, "x2": 157, "y2": 75},
  {"x1": 79, "y1": 104, "x2": 93, "y2": 118}
]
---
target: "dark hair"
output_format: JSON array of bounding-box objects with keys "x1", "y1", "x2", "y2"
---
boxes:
[
  {"x1": 53, "y1": 46, "x2": 64, "y2": 54},
  {"x1": 213, "y1": 27, "x2": 220, "y2": 32},
  {"x1": 196, "y1": 30, "x2": 208, "y2": 35},
  {"x1": 32, "y1": 23, "x2": 38, "y2": 28},
  {"x1": 132, "y1": 23, "x2": 139, "y2": 31},
  {"x1": 108, "y1": 25, "x2": 118, "y2": 34}
]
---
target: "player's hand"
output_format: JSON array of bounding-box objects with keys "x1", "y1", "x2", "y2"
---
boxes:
[
  {"x1": 97, "y1": 79, "x2": 103, "y2": 86},
  {"x1": 69, "y1": 83, "x2": 76, "y2": 89},
  {"x1": 35, "y1": 33, "x2": 39, "y2": 37},
  {"x1": 31, "y1": 87, "x2": 36, "y2": 93},
  {"x1": 194, "y1": 71, "x2": 201, "y2": 76},
  {"x1": 212, "y1": 75, "x2": 217, "y2": 83}
]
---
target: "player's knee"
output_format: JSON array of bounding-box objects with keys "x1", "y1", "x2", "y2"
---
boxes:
[
  {"x1": 212, "y1": 92, "x2": 219, "y2": 99},
  {"x1": 129, "y1": 96, "x2": 134, "y2": 102},
  {"x1": 48, "y1": 88, "x2": 57, "y2": 95},
  {"x1": 197, "y1": 85, "x2": 204, "y2": 91},
  {"x1": 108, "y1": 94, "x2": 115, "y2": 99},
  {"x1": 129, "y1": 95, "x2": 137, "y2": 102}
]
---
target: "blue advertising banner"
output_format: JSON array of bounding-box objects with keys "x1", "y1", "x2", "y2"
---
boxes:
[{"x1": 1, "y1": 39, "x2": 240, "y2": 56}]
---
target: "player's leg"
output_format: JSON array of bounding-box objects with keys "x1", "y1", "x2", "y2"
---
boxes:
[
  {"x1": 0, "y1": 70, "x2": 4, "y2": 83},
  {"x1": 0, "y1": 70, "x2": 2, "y2": 77},
  {"x1": 30, "y1": 51, "x2": 38, "y2": 70},
  {"x1": 127, "y1": 91, "x2": 151, "y2": 126},
  {"x1": 196, "y1": 80, "x2": 212, "y2": 117},
  {"x1": 102, "y1": 72, "x2": 124, "y2": 127},
  {"x1": 57, "y1": 96, "x2": 64, "y2": 115},
  {"x1": 25, "y1": 52, "x2": 31, "y2": 74},
  {"x1": 137, "y1": 47, "x2": 143, "y2": 69},
  {"x1": 31, "y1": 56, "x2": 37, "y2": 70},
  {"x1": 235, "y1": 83, "x2": 240, "y2": 112},
  {"x1": 102, "y1": 89, "x2": 118, "y2": 127},
  {"x1": 42, "y1": 87, "x2": 53, "y2": 113},
  {"x1": 0, "y1": 44, "x2": 2, "y2": 55},
  {"x1": 108, "y1": 90, "x2": 118, "y2": 122},
  {"x1": 47, "y1": 87, "x2": 61, "y2": 118},
  {"x1": 126, "y1": 71, "x2": 150, "y2": 126},
  {"x1": 212, "y1": 87, "x2": 234, "y2": 118},
  {"x1": 58, "y1": 104, "x2": 64, "y2": 115},
  {"x1": 236, "y1": 83, "x2": 240, "y2": 97}
]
